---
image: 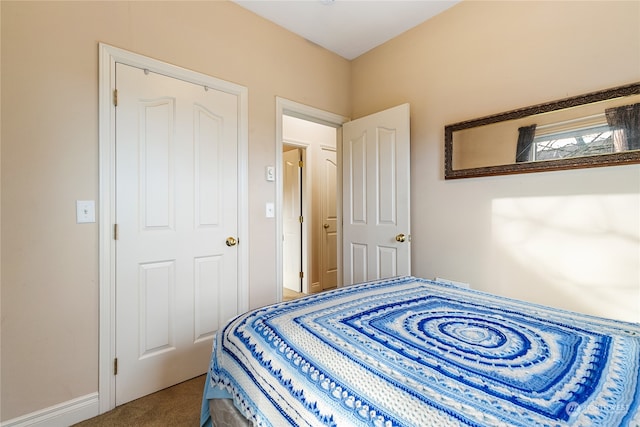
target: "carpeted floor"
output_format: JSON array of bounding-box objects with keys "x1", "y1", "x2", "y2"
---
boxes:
[
  {"x1": 73, "y1": 375, "x2": 205, "y2": 426},
  {"x1": 283, "y1": 287, "x2": 306, "y2": 301}
]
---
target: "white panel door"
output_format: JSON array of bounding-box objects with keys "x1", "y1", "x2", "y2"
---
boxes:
[
  {"x1": 283, "y1": 148, "x2": 302, "y2": 292},
  {"x1": 115, "y1": 63, "x2": 239, "y2": 405},
  {"x1": 342, "y1": 104, "x2": 411, "y2": 285},
  {"x1": 321, "y1": 148, "x2": 338, "y2": 290}
]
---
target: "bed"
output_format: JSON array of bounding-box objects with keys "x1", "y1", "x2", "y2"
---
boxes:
[{"x1": 200, "y1": 276, "x2": 640, "y2": 426}]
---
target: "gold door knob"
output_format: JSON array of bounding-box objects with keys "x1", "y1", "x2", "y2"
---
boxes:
[
  {"x1": 226, "y1": 237, "x2": 237, "y2": 247},
  {"x1": 323, "y1": 224, "x2": 330, "y2": 229},
  {"x1": 395, "y1": 233, "x2": 406, "y2": 243}
]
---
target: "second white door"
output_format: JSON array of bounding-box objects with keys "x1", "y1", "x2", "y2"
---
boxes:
[
  {"x1": 321, "y1": 148, "x2": 338, "y2": 290},
  {"x1": 283, "y1": 148, "x2": 302, "y2": 292},
  {"x1": 342, "y1": 104, "x2": 411, "y2": 285}
]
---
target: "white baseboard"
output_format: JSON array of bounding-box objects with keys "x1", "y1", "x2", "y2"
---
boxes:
[{"x1": 1, "y1": 393, "x2": 99, "y2": 427}]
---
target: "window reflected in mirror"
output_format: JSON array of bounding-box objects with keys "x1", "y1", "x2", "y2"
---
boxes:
[
  {"x1": 445, "y1": 83, "x2": 640, "y2": 179},
  {"x1": 529, "y1": 125, "x2": 613, "y2": 161},
  {"x1": 519, "y1": 100, "x2": 640, "y2": 163}
]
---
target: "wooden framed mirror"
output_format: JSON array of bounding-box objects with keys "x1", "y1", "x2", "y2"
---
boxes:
[{"x1": 444, "y1": 82, "x2": 640, "y2": 179}]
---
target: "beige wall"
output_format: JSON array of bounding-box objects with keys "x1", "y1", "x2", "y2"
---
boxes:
[
  {"x1": 0, "y1": 1, "x2": 350, "y2": 421},
  {"x1": 352, "y1": 1, "x2": 640, "y2": 321},
  {"x1": 2, "y1": 0, "x2": 640, "y2": 422}
]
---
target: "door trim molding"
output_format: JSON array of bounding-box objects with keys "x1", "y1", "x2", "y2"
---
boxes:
[
  {"x1": 98, "y1": 43, "x2": 249, "y2": 413},
  {"x1": 275, "y1": 98, "x2": 348, "y2": 302}
]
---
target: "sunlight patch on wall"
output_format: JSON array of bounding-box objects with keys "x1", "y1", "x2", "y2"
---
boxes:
[{"x1": 492, "y1": 194, "x2": 640, "y2": 323}]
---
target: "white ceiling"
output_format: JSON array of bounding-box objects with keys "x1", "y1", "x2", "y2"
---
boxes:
[{"x1": 233, "y1": 0, "x2": 461, "y2": 60}]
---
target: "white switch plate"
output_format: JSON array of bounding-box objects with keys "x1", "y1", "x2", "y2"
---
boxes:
[
  {"x1": 265, "y1": 166, "x2": 275, "y2": 182},
  {"x1": 265, "y1": 202, "x2": 275, "y2": 218},
  {"x1": 76, "y1": 200, "x2": 96, "y2": 223}
]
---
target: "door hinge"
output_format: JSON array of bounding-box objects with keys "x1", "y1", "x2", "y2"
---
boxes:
[
  {"x1": 299, "y1": 216, "x2": 303, "y2": 223},
  {"x1": 299, "y1": 271, "x2": 304, "y2": 279},
  {"x1": 113, "y1": 89, "x2": 118, "y2": 107},
  {"x1": 114, "y1": 358, "x2": 118, "y2": 375},
  {"x1": 114, "y1": 224, "x2": 119, "y2": 240},
  {"x1": 299, "y1": 160, "x2": 304, "y2": 168}
]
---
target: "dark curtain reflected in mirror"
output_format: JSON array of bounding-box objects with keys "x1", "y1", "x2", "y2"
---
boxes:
[
  {"x1": 606, "y1": 102, "x2": 640, "y2": 152},
  {"x1": 515, "y1": 125, "x2": 536, "y2": 163}
]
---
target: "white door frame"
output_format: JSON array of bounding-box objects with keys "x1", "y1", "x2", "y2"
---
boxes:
[
  {"x1": 275, "y1": 98, "x2": 348, "y2": 302},
  {"x1": 98, "y1": 43, "x2": 249, "y2": 413}
]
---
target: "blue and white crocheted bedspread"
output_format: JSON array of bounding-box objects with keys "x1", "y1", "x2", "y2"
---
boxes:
[{"x1": 201, "y1": 276, "x2": 640, "y2": 426}]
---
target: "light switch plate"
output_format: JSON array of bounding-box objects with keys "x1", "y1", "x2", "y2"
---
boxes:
[
  {"x1": 76, "y1": 200, "x2": 96, "y2": 223},
  {"x1": 265, "y1": 202, "x2": 275, "y2": 218},
  {"x1": 265, "y1": 166, "x2": 275, "y2": 182}
]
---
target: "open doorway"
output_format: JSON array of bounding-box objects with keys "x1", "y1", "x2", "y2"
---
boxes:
[
  {"x1": 276, "y1": 100, "x2": 411, "y2": 303},
  {"x1": 281, "y1": 114, "x2": 339, "y2": 301}
]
